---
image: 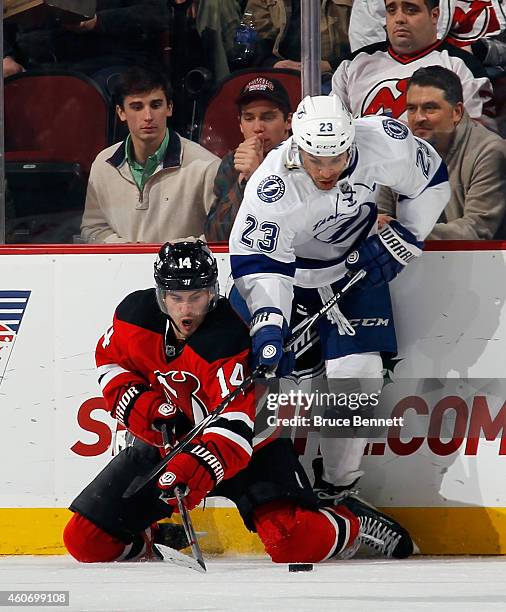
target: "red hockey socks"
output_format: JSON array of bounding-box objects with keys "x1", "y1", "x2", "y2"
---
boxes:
[
  {"x1": 253, "y1": 500, "x2": 359, "y2": 563},
  {"x1": 63, "y1": 513, "x2": 159, "y2": 562},
  {"x1": 63, "y1": 513, "x2": 126, "y2": 562}
]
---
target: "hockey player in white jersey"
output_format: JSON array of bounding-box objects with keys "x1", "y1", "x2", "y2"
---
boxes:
[{"x1": 229, "y1": 94, "x2": 450, "y2": 556}]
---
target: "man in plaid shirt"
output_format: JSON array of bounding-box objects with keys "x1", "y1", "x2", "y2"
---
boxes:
[{"x1": 205, "y1": 77, "x2": 292, "y2": 242}]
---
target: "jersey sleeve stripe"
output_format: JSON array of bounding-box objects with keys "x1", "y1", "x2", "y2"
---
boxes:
[
  {"x1": 230, "y1": 254, "x2": 296, "y2": 280},
  {"x1": 204, "y1": 427, "x2": 253, "y2": 457},
  {"x1": 425, "y1": 160, "x2": 449, "y2": 189},
  {"x1": 97, "y1": 364, "x2": 131, "y2": 390},
  {"x1": 208, "y1": 416, "x2": 253, "y2": 445},
  {"x1": 218, "y1": 411, "x2": 254, "y2": 430},
  {"x1": 398, "y1": 160, "x2": 449, "y2": 202}
]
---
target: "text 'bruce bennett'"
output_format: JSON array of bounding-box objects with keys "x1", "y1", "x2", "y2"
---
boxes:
[{"x1": 266, "y1": 415, "x2": 405, "y2": 428}]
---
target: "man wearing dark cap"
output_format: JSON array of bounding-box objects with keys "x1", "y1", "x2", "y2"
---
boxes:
[{"x1": 205, "y1": 76, "x2": 292, "y2": 242}]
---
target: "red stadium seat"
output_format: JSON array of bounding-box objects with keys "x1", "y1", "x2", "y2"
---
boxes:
[
  {"x1": 199, "y1": 68, "x2": 302, "y2": 158},
  {"x1": 4, "y1": 71, "x2": 111, "y2": 243},
  {"x1": 5, "y1": 70, "x2": 111, "y2": 176}
]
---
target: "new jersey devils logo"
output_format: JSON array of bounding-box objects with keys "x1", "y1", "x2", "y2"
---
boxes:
[
  {"x1": 362, "y1": 78, "x2": 409, "y2": 119},
  {"x1": 155, "y1": 370, "x2": 208, "y2": 424},
  {"x1": 450, "y1": 2, "x2": 502, "y2": 44}
]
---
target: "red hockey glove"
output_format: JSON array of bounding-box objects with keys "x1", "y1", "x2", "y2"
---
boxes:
[
  {"x1": 157, "y1": 443, "x2": 225, "y2": 510},
  {"x1": 113, "y1": 384, "x2": 182, "y2": 448}
]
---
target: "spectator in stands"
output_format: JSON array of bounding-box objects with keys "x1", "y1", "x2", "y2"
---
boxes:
[
  {"x1": 245, "y1": 0, "x2": 352, "y2": 77},
  {"x1": 332, "y1": 0, "x2": 493, "y2": 121},
  {"x1": 204, "y1": 76, "x2": 292, "y2": 242},
  {"x1": 194, "y1": 0, "x2": 243, "y2": 82},
  {"x1": 349, "y1": 0, "x2": 506, "y2": 53},
  {"x1": 377, "y1": 66, "x2": 506, "y2": 240},
  {"x1": 80, "y1": 66, "x2": 220, "y2": 243},
  {"x1": 3, "y1": 1, "x2": 169, "y2": 96}
]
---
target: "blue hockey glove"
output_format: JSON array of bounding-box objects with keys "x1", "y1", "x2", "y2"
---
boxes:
[
  {"x1": 250, "y1": 308, "x2": 295, "y2": 377},
  {"x1": 346, "y1": 220, "x2": 423, "y2": 288}
]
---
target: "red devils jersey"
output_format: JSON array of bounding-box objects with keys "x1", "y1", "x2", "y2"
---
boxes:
[
  {"x1": 96, "y1": 290, "x2": 255, "y2": 481},
  {"x1": 332, "y1": 40, "x2": 492, "y2": 121}
]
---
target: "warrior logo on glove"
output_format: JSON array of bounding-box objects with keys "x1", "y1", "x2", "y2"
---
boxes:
[
  {"x1": 157, "y1": 401, "x2": 178, "y2": 419},
  {"x1": 159, "y1": 471, "x2": 177, "y2": 487},
  {"x1": 262, "y1": 345, "x2": 277, "y2": 359}
]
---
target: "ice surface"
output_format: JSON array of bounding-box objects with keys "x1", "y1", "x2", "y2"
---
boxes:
[{"x1": 1, "y1": 555, "x2": 506, "y2": 612}]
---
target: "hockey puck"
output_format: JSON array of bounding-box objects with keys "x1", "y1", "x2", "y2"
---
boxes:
[{"x1": 288, "y1": 563, "x2": 314, "y2": 572}]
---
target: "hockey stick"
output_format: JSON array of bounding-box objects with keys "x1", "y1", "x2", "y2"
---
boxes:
[
  {"x1": 160, "y1": 425, "x2": 207, "y2": 572},
  {"x1": 122, "y1": 268, "x2": 366, "y2": 500},
  {"x1": 174, "y1": 486, "x2": 207, "y2": 572}
]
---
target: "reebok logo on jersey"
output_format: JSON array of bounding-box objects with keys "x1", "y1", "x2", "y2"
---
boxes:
[
  {"x1": 382, "y1": 118, "x2": 408, "y2": 140},
  {"x1": 191, "y1": 445, "x2": 225, "y2": 483},
  {"x1": 257, "y1": 175, "x2": 285, "y2": 203}
]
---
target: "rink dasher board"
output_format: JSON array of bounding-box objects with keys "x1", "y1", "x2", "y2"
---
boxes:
[{"x1": 1, "y1": 246, "x2": 506, "y2": 555}]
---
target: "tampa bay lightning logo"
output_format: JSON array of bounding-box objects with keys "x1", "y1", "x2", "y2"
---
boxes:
[
  {"x1": 382, "y1": 118, "x2": 408, "y2": 140},
  {"x1": 257, "y1": 175, "x2": 285, "y2": 203},
  {"x1": 314, "y1": 202, "x2": 376, "y2": 246}
]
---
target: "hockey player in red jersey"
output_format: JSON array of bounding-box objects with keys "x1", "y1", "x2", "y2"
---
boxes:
[{"x1": 63, "y1": 241, "x2": 411, "y2": 563}]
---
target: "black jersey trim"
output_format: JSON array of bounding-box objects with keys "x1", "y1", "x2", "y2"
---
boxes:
[
  {"x1": 187, "y1": 298, "x2": 251, "y2": 363},
  {"x1": 115, "y1": 289, "x2": 166, "y2": 335}
]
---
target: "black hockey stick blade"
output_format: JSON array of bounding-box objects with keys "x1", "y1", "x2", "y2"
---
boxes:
[
  {"x1": 174, "y1": 486, "x2": 207, "y2": 572},
  {"x1": 122, "y1": 269, "x2": 365, "y2": 500}
]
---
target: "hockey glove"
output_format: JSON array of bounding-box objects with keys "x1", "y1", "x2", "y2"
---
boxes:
[
  {"x1": 157, "y1": 442, "x2": 225, "y2": 510},
  {"x1": 346, "y1": 220, "x2": 423, "y2": 289},
  {"x1": 250, "y1": 308, "x2": 295, "y2": 377},
  {"x1": 113, "y1": 385, "x2": 183, "y2": 448}
]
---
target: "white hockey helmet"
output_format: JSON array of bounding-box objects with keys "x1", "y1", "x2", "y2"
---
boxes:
[{"x1": 291, "y1": 94, "x2": 355, "y2": 156}]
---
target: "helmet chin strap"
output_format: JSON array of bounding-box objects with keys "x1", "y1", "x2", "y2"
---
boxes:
[
  {"x1": 338, "y1": 146, "x2": 354, "y2": 179},
  {"x1": 169, "y1": 318, "x2": 187, "y2": 341}
]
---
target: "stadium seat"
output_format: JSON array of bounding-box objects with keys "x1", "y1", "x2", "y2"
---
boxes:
[
  {"x1": 4, "y1": 71, "x2": 112, "y2": 243},
  {"x1": 199, "y1": 68, "x2": 302, "y2": 158}
]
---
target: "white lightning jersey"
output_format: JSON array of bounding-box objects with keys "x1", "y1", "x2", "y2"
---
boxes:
[
  {"x1": 331, "y1": 40, "x2": 492, "y2": 121},
  {"x1": 229, "y1": 115, "x2": 450, "y2": 322}
]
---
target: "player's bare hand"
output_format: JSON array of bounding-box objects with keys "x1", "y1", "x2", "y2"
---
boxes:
[
  {"x1": 234, "y1": 136, "x2": 264, "y2": 182},
  {"x1": 378, "y1": 214, "x2": 394, "y2": 230}
]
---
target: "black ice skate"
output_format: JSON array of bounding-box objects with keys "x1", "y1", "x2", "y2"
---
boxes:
[
  {"x1": 312, "y1": 457, "x2": 414, "y2": 559},
  {"x1": 338, "y1": 495, "x2": 414, "y2": 559}
]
